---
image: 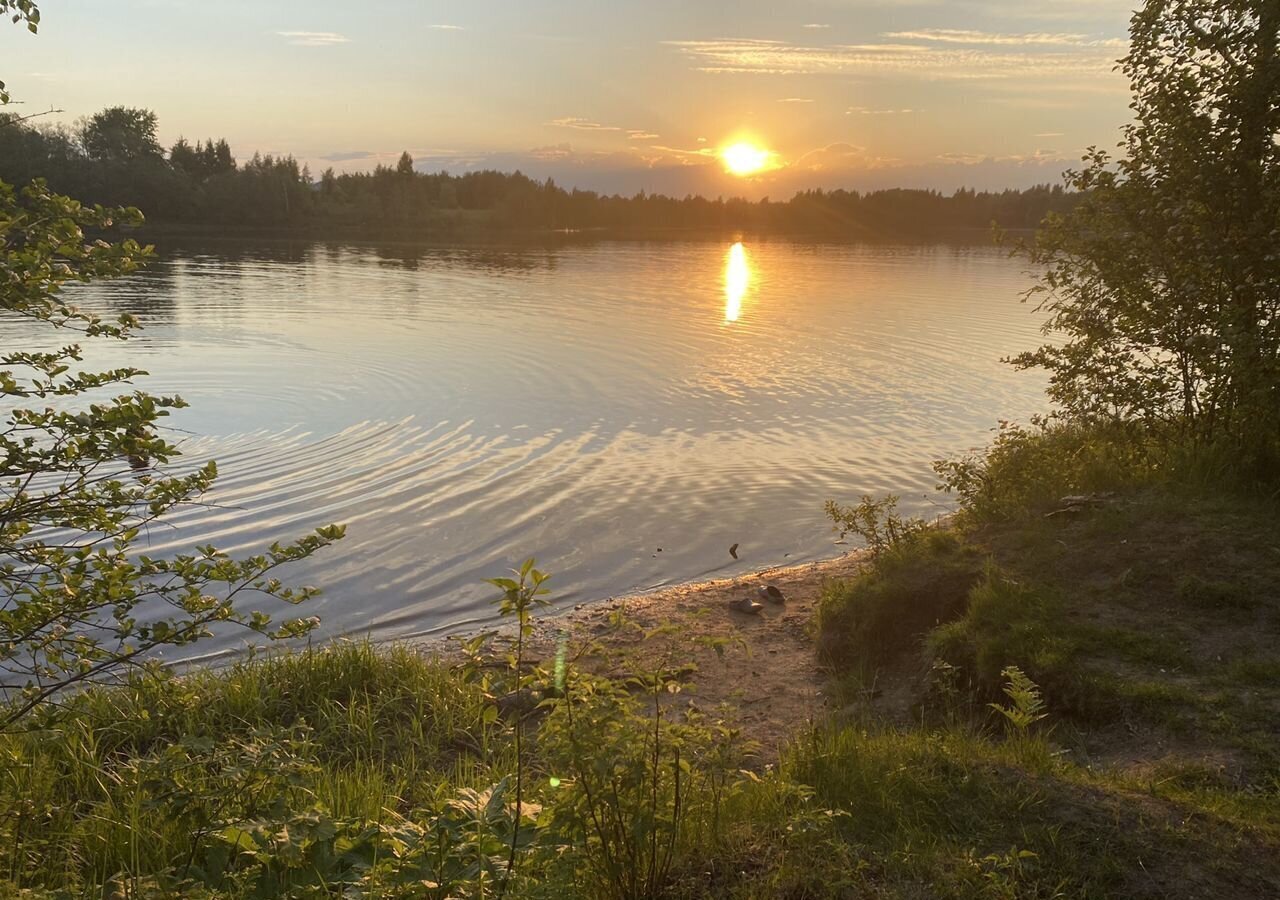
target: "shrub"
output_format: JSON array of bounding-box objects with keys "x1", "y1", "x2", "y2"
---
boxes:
[
  {"x1": 926, "y1": 569, "x2": 1090, "y2": 719},
  {"x1": 933, "y1": 420, "x2": 1159, "y2": 522},
  {"x1": 816, "y1": 530, "x2": 983, "y2": 669},
  {"x1": 823, "y1": 494, "x2": 927, "y2": 556}
]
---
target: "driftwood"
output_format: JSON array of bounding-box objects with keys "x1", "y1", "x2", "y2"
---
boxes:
[{"x1": 1044, "y1": 492, "x2": 1118, "y2": 518}]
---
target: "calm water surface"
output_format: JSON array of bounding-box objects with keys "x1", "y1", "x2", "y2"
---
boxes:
[{"x1": 30, "y1": 239, "x2": 1049, "y2": 657}]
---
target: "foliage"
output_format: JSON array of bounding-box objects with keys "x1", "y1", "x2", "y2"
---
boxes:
[
  {"x1": 1012, "y1": 0, "x2": 1280, "y2": 472},
  {"x1": 823, "y1": 493, "x2": 926, "y2": 556},
  {"x1": 816, "y1": 530, "x2": 982, "y2": 668},
  {"x1": 80, "y1": 106, "x2": 163, "y2": 162},
  {"x1": 0, "y1": 4, "x2": 342, "y2": 731},
  {"x1": 780, "y1": 725, "x2": 1121, "y2": 897},
  {"x1": 535, "y1": 629, "x2": 755, "y2": 900},
  {"x1": 168, "y1": 136, "x2": 235, "y2": 181},
  {"x1": 925, "y1": 566, "x2": 1086, "y2": 717},
  {"x1": 0, "y1": 641, "x2": 509, "y2": 894},
  {"x1": 486, "y1": 558, "x2": 550, "y2": 896},
  {"x1": 988, "y1": 665, "x2": 1048, "y2": 733},
  {"x1": 0, "y1": 1, "x2": 38, "y2": 103},
  {"x1": 933, "y1": 420, "x2": 1157, "y2": 521},
  {"x1": 0, "y1": 183, "x2": 342, "y2": 730},
  {"x1": 2, "y1": 562, "x2": 1278, "y2": 897}
]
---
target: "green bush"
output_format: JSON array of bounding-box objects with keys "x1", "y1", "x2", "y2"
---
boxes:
[
  {"x1": 816, "y1": 530, "x2": 983, "y2": 669},
  {"x1": 0, "y1": 642, "x2": 509, "y2": 893},
  {"x1": 926, "y1": 569, "x2": 1092, "y2": 720},
  {"x1": 934, "y1": 420, "x2": 1157, "y2": 523},
  {"x1": 777, "y1": 725, "x2": 1126, "y2": 896},
  {"x1": 823, "y1": 494, "x2": 927, "y2": 556}
]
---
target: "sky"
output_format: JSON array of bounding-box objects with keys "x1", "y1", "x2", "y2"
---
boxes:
[{"x1": 2, "y1": 0, "x2": 1138, "y2": 197}]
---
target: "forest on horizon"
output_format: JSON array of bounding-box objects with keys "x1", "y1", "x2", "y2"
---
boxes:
[{"x1": 0, "y1": 106, "x2": 1077, "y2": 237}]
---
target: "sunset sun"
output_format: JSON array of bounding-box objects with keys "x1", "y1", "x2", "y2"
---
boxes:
[{"x1": 720, "y1": 141, "x2": 771, "y2": 176}]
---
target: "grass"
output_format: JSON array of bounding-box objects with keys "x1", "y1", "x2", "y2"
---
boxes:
[
  {"x1": 4, "y1": 426, "x2": 1280, "y2": 897},
  {"x1": 0, "y1": 642, "x2": 513, "y2": 892},
  {"x1": 809, "y1": 425, "x2": 1280, "y2": 895},
  {"x1": 816, "y1": 530, "x2": 984, "y2": 670}
]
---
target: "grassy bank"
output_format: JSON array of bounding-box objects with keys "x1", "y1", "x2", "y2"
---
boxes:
[{"x1": 3, "y1": 426, "x2": 1279, "y2": 898}]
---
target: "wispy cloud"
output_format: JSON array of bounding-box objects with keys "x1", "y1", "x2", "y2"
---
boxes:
[
  {"x1": 847, "y1": 106, "x2": 917, "y2": 114},
  {"x1": 319, "y1": 150, "x2": 377, "y2": 162},
  {"x1": 627, "y1": 130, "x2": 660, "y2": 140},
  {"x1": 529, "y1": 143, "x2": 577, "y2": 161},
  {"x1": 549, "y1": 116, "x2": 621, "y2": 132},
  {"x1": 648, "y1": 144, "x2": 716, "y2": 163},
  {"x1": 277, "y1": 31, "x2": 349, "y2": 47},
  {"x1": 885, "y1": 28, "x2": 1126, "y2": 48},
  {"x1": 429, "y1": 24, "x2": 465, "y2": 31},
  {"x1": 664, "y1": 37, "x2": 1121, "y2": 80},
  {"x1": 789, "y1": 143, "x2": 899, "y2": 173},
  {"x1": 1034, "y1": 131, "x2": 1065, "y2": 137},
  {"x1": 938, "y1": 148, "x2": 1069, "y2": 165},
  {"x1": 802, "y1": 23, "x2": 830, "y2": 29},
  {"x1": 777, "y1": 97, "x2": 814, "y2": 103}
]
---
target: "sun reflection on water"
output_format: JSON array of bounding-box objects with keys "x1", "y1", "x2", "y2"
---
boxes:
[{"x1": 724, "y1": 242, "x2": 750, "y2": 322}]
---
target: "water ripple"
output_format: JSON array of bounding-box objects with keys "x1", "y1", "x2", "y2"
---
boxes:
[{"x1": 2, "y1": 239, "x2": 1049, "y2": 658}]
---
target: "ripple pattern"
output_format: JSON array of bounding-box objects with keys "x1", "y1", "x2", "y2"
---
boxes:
[{"x1": 0, "y1": 239, "x2": 1050, "y2": 659}]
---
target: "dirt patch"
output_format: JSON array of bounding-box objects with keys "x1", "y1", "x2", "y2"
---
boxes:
[{"x1": 506, "y1": 553, "x2": 869, "y2": 757}]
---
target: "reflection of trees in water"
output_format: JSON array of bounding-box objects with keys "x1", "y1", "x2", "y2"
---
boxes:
[
  {"x1": 151, "y1": 237, "x2": 314, "y2": 266},
  {"x1": 370, "y1": 243, "x2": 566, "y2": 275},
  {"x1": 94, "y1": 257, "x2": 179, "y2": 320},
  {"x1": 91, "y1": 238, "x2": 581, "y2": 322},
  {"x1": 145, "y1": 236, "x2": 577, "y2": 276}
]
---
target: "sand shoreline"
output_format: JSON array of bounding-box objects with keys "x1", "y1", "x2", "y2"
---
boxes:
[{"x1": 438, "y1": 549, "x2": 872, "y2": 754}]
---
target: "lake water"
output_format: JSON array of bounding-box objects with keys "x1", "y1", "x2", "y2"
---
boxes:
[{"x1": 23, "y1": 238, "x2": 1049, "y2": 657}]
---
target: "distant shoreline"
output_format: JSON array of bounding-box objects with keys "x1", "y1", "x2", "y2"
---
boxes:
[{"x1": 127, "y1": 221, "x2": 1027, "y2": 247}]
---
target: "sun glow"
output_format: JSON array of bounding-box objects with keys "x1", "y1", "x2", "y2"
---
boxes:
[
  {"x1": 724, "y1": 242, "x2": 750, "y2": 322},
  {"x1": 720, "y1": 142, "x2": 771, "y2": 176}
]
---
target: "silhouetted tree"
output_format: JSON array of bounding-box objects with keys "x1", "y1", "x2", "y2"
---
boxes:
[
  {"x1": 169, "y1": 136, "x2": 201, "y2": 178},
  {"x1": 1015, "y1": 0, "x2": 1280, "y2": 470},
  {"x1": 80, "y1": 106, "x2": 161, "y2": 161}
]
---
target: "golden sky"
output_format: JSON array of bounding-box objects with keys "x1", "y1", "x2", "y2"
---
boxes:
[{"x1": 2, "y1": 0, "x2": 1136, "y2": 195}]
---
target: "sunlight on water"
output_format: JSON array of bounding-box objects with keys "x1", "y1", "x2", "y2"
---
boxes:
[
  {"x1": 724, "y1": 242, "x2": 750, "y2": 322},
  {"x1": 14, "y1": 238, "x2": 1051, "y2": 657}
]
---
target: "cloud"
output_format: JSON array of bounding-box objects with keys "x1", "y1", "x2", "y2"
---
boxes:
[
  {"x1": 1034, "y1": 131, "x2": 1065, "y2": 137},
  {"x1": 938, "y1": 148, "x2": 1070, "y2": 165},
  {"x1": 648, "y1": 144, "x2": 716, "y2": 163},
  {"x1": 847, "y1": 106, "x2": 917, "y2": 114},
  {"x1": 777, "y1": 97, "x2": 814, "y2": 103},
  {"x1": 802, "y1": 23, "x2": 830, "y2": 29},
  {"x1": 884, "y1": 28, "x2": 1126, "y2": 48},
  {"x1": 319, "y1": 150, "x2": 377, "y2": 162},
  {"x1": 277, "y1": 31, "x2": 349, "y2": 47},
  {"x1": 789, "y1": 142, "x2": 879, "y2": 172},
  {"x1": 548, "y1": 116, "x2": 622, "y2": 132},
  {"x1": 429, "y1": 24, "x2": 465, "y2": 31},
  {"x1": 663, "y1": 37, "x2": 1122, "y2": 80},
  {"x1": 528, "y1": 143, "x2": 577, "y2": 161},
  {"x1": 549, "y1": 119, "x2": 662, "y2": 143}
]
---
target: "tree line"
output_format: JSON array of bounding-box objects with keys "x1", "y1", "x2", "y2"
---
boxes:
[{"x1": 0, "y1": 105, "x2": 1076, "y2": 236}]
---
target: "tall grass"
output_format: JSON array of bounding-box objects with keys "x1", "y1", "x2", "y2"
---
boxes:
[{"x1": 0, "y1": 642, "x2": 510, "y2": 891}]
